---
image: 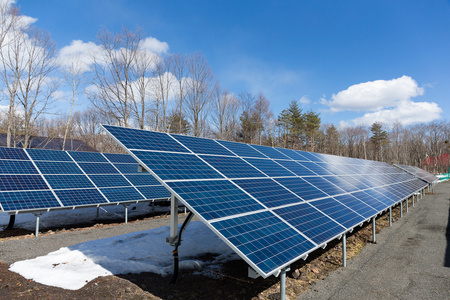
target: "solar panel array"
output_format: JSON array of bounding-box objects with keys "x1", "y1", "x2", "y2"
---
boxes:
[
  {"x1": 103, "y1": 125, "x2": 428, "y2": 278},
  {"x1": 0, "y1": 147, "x2": 170, "y2": 213},
  {"x1": 393, "y1": 164, "x2": 438, "y2": 184}
]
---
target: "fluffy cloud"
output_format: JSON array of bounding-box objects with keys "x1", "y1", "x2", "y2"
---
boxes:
[
  {"x1": 351, "y1": 100, "x2": 442, "y2": 126},
  {"x1": 140, "y1": 37, "x2": 169, "y2": 54},
  {"x1": 328, "y1": 76, "x2": 424, "y2": 112},
  {"x1": 57, "y1": 40, "x2": 102, "y2": 73},
  {"x1": 299, "y1": 96, "x2": 310, "y2": 105}
]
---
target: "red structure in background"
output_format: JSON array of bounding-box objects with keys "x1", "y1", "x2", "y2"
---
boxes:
[{"x1": 423, "y1": 153, "x2": 450, "y2": 174}]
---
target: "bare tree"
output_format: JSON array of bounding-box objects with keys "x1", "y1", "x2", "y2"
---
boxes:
[
  {"x1": 171, "y1": 53, "x2": 188, "y2": 134},
  {"x1": 153, "y1": 56, "x2": 174, "y2": 132},
  {"x1": 211, "y1": 83, "x2": 241, "y2": 140},
  {"x1": 185, "y1": 52, "x2": 213, "y2": 137}
]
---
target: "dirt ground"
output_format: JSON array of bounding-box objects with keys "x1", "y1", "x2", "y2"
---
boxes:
[{"x1": 0, "y1": 197, "x2": 417, "y2": 300}]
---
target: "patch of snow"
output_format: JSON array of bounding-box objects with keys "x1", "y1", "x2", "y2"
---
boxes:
[{"x1": 9, "y1": 221, "x2": 238, "y2": 290}]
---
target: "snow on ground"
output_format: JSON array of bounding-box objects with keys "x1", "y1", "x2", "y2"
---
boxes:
[
  {"x1": 0, "y1": 202, "x2": 172, "y2": 232},
  {"x1": 8, "y1": 221, "x2": 238, "y2": 290}
]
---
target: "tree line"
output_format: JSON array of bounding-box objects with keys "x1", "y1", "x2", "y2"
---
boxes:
[{"x1": 0, "y1": 3, "x2": 448, "y2": 174}]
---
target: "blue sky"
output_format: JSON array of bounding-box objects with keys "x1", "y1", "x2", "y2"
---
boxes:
[{"x1": 17, "y1": 0, "x2": 450, "y2": 127}]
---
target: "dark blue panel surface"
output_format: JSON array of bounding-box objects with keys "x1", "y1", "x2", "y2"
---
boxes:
[
  {"x1": 132, "y1": 151, "x2": 224, "y2": 181},
  {"x1": 113, "y1": 163, "x2": 139, "y2": 174},
  {"x1": 100, "y1": 187, "x2": 144, "y2": 202},
  {"x1": 125, "y1": 174, "x2": 160, "y2": 186},
  {"x1": 78, "y1": 162, "x2": 119, "y2": 174},
  {"x1": 363, "y1": 189, "x2": 396, "y2": 206},
  {"x1": 276, "y1": 148, "x2": 310, "y2": 161},
  {"x1": 275, "y1": 160, "x2": 317, "y2": 176},
  {"x1": 89, "y1": 174, "x2": 131, "y2": 187},
  {"x1": 68, "y1": 151, "x2": 108, "y2": 163},
  {"x1": 136, "y1": 185, "x2": 170, "y2": 199},
  {"x1": 274, "y1": 177, "x2": 328, "y2": 201},
  {"x1": 323, "y1": 176, "x2": 360, "y2": 192},
  {"x1": 302, "y1": 177, "x2": 346, "y2": 197},
  {"x1": 26, "y1": 149, "x2": 72, "y2": 161},
  {"x1": 274, "y1": 203, "x2": 345, "y2": 245},
  {"x1": 55, "y1": 188, "x2": 107, "y2": 206},
  {"x1": 297, "y1": 151, "x2": 324, "y2": 162},
  {"x1": 351, "y1": 191, "x2": 387, "y2": 211},
  {"x1": 200, "y1": 155, "x2": 266, "y2": 179},
  {"x1": 103, "y1": 125, "x2": 189, "y2": 153},
  {"x1": 250, "y1": 145, "x2": 291, "y2": 160},
  {"x1": 309, "y1": 197, "x2": 365, "y2": 229},
  {"x1": 103, "y1": 153, "x2": 137, "y2": 163},
  {"x1": 45, "y1": 175, "x2": 95, "y2": 189},
  {"x1": 217, "y1": 140, "x2": 267, "y2": 158},
  {"x1": 333, "y1": 194, "x2": 378, "y2": 219},
  {"x1": 233, "y1": 178, "x2": 302, "y2": 208},
  {"x1": 0, "y1": 190, "x2": 61, "y2": 211},
  {"x1": 167, "y1": 180, "x2": 264, "y2": 220},
  {"x1": 299, "y1": 161, "x2": 335, "y2": 176},
  {"x1": 243, "y1": 158, "x2": 295, "y2": 177},
  {"x1": 0, "y1": 147, "x2": 29, "y2": 160},
  {"x1": 212, "y1": 211, "x2": 315, "y2": 275},
  {"x1": 172, "y1": 134, "x2": 235, "y2": 156},
  {"x1": 35, "y1": 161, "x2": 83, "y2": 175},
  {"x1": 0, "y1": 160, "x2": 39, "y2": 174},
  {"x1": 0, "y1": 175, "x2": 49, "y2": 191}
]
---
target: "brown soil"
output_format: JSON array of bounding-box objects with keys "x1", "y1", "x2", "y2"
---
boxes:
[{"x1": 0, "y1": 196, "x2": 419, "y2": 300}]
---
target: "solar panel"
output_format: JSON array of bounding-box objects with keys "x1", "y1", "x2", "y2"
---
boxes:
[
  {"x1": 394, "y1": 164, "x2": 438, "y2": 183},
  {"x1": 103, "y1": 125, "x2": 428, "y2": 278},
  {"x1": 0, "y1": 146, "x2": 170, "y2": 213}
]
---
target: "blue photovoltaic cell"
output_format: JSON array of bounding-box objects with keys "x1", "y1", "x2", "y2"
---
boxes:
[
  {"x1": 243, "y1": 158, "x2": 295, "y2": 177},
  {"x1": 363, "y1": 189, "x2": 395, "y2": 206},
  {"x1": 0, "y1": 147, "x2": 29, "y2": 160},
  {"x1": 375, "y1": 186, "x2": 403, "y2": 202},
  {"x1": 100, "y1": 187, "x2": 144, "y2": 202},
  {"x1": 309, "y1": 197, "x2": 365, "y2": 229},
  {"x1": 250, "y1": 144, "x2": 291, "y2": 160},
  {"x1": 0, "y1": 160, "x2": 39, "y2": 174},
  {"x1": 299, "y1": 161, "x2": 335, "y2": 176},
  {"x1": 341, "y1": 176, "x2": 371, "y2": 190},
  {"x1": 44, "y1": 175, "x2": 95, "y2": 189},
  {"x1": 301, "y1": 177, "x2": 346, "y2": 197},
  {"x1": 275, "y1": 160, "x2": 317, "y2": 176},
  {"x1": 274, "y1": 177, "x2": 328, "y2": 201},
  {"x1": 113, "y1": 163, "x2": 139, "y2": 174},
  {"x1": 103, "y1": 125, "x2": 190, "y2": 153},
  {"x1": 212, "y1": 211, "x2": 315, "y2": 275},
  {"x1": 276, "y1": 148, "x2": 310, "y2": 161},
  {"x1": 136, "y1": 185, "x2": 170, "y2": 199},
  {"x1": 125, "y1": 174, "x2": 160, "y2": 186},
  {"x1": 132, "y1": 150, "x2": 223, "y2": 181},
  {"x1": 350, "y1": 191, "x2": 387, "y2": 211},
  {"x1": 167, "y1": 180, "x2": 265, "y2": 220},
  {"x1": 55, "y1": 188, "x2": 107, "y2": 206},
  {"x1": 68, "y1": 151, "x2": 108, "y2": 163},
  {"x1": 233, "y1": 178, "x2": 302, "y2": 208},
  {"x1": 317, "y1": 163, "x2": 349, "y2": 176},
  {"x1": 103, "y1": 153, "x2": 137, "y2": 163},
  {"x1": 200, "y1": 155, "x2": 266, "y2": 179},
  {"x1": 323, "y1": 176, "x2": 360, "y2": 193},
  {"x1": 274, "y1": 203, "x2": 345, "y2": 245},
  {"x1": 89, "y1": 174, "x2": 131, "y2": 187},
  {"x1": 35, "y1": 161, "x2": 83, "y2": 175},
  {"x1": 172, "y1": 134, "x2": 235, "y2": 156},
  {"x1": 78, "y1": 162, "x2": 119, "y2": 174},
  {"x1": 297, "y1": 151, "x2": 324, "y2": 162},
  {"x1": 333, "y1": 194, "x2": 378, "y2": 219},
  {"x1": 0, "y1": 175, "x2": 49, "y2": 191},
  {"x1": 26, "y1": 149, "x2": 72, "y2": 161},
  {"x1": 0, "y1": 190, "x2": 61, "y2": 211},
  {"x1": 217, "y1": 140, "x2": 267, "y2": 158}
]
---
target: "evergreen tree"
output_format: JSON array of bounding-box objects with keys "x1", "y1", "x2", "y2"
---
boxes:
[
  {"x1": 305, "y1": 110, "x2": 321, "y2": 152},
  {"x1": 370, "y1": 122, "x2": 388, "y2": 161}
]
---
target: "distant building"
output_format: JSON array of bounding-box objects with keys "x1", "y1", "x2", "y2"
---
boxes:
[{"x1": 0, "y1": 134, "x2": 97, "y2": 152}]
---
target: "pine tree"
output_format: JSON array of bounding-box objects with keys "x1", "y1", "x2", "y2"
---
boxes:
[{"x1": 370, "y1": 122, "x2": 388, "y2": 161}]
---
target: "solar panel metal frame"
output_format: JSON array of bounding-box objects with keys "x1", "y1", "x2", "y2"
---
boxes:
[
  {"x1": 102, "y1": 125, "x2": 429, "y2": 279},
  {"x1": 393, "y1": 164, "x2": 438, "y2": 184}
]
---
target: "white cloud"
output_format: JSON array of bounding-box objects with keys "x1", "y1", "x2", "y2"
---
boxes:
[
  {"x1": 51, "y1": 90, "x2": 65, "y2": 102},
  {"x1": 140, "y1": 37, "x2": 169, "y2": 54},
  {"x1": 351, "y1": 100, "x2": 442, "y2": 126},
  {"x1": 327, "y1": 75, "x2": 424, "y2": 112},
  {"x1": 299, "y1": 95, "x2": 310, "y2": 105},
  {"x1": 57, "y1": 40, "x2": 102, "y2": 73}
]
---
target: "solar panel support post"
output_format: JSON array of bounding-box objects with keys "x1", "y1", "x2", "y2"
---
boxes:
[
  {"x1": 279, "y1": 266, "x2": 289, "y2": 300},
  {"x1": 167, "y1": 194, "x2": 179, "y2": 245},
  {"x1": 33, "y1": 212, "x2": 43, "y2": 238},
  {"x1": 5, "y1": 215, "x2": 15, "y2": 230},
  {"x1": 372, "y1": 217, "x2": 376, "y2": 244},
  {"x1": 412, "y1": 194, "x2": 415, "y2": 207},
  {"x1": 96, "y1": 206, "x2": 100, "y2": 218},
  {"x1": 389, "y1": 207, "x2": 392, "y2": 226},
  {"x1": 342, "y1": 232, "x2": 347, "y2": 267},
  {"x1": 406, "y1": 196, "x2": 409, "y2": 213},
  {"x1": 123, "y1": 204, "x2": 130, "y2": 224},
  {"x1": 400, "y1": 201, "x2": 403, "y2": 218}
]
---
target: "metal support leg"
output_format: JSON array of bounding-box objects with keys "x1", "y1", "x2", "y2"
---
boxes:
[
  {"x1": 343, "y1": 233, "x2": 347, "y2": 267},
  {"x1": 5, "y1": 215, "x2": 16, "y2": 230},
  {"x1": 280, "y1": 267, "x2": 287, "y2": 300},
  {"x1": 167, "y1": 194, "x2": 179, "y2": 245},
  {"x1": 34, "y1": 212, "x2": 43, "y2": 238},
  {"x1": 389, "y1": 207, "x2": 392, "y2": 226},
  {"x1": 400, "y1": 200, "x2": 403, "y2": 218},
  {"x1": 123, "y1": 205, "x2": 129, "y2": 224},
  {"x1": 406, "y1": 196, "x2": 409, "y2": 213},
  {"x1": 96, "y1": 206, "x2": 100, "y2": 218},
  {"x1": 372, "y1": 217, "x2": 376, "y2": 244}
]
